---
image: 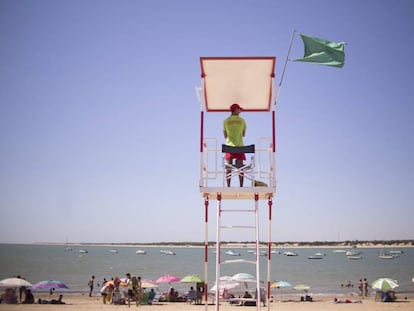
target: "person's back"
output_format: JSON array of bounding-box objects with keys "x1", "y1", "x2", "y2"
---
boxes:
[
  {"x1": 23, "y1": 290, "x2": 34, "y2": 304},
  {"x1": 223, "y1": 116, "x2": 246, "y2": 147},
  {"x1": 223, "y1": 103, "x2": 247, "y2": 187},
  {"x1": 188, "y1": 287, "x2": 197, "y2": 303}
]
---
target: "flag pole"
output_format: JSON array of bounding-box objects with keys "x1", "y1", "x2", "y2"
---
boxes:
[{"x1": 275, "y1": 29, "x2": 297, "y2": 105}]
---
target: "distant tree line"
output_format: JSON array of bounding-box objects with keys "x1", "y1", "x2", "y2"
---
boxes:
[{"x1": 78, "y1": 240, "x2": 413, "y2": 247}]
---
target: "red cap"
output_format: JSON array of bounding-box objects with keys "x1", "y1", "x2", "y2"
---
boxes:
[{"x1": 230, "y1": 103, "x2": 242, "y2": 111}]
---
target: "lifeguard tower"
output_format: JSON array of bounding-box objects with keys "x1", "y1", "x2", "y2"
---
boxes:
[{"x1": 197, "y1": 57, "x2": 277, "y2": 311}]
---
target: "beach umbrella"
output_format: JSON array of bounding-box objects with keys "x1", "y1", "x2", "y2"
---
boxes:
[
  {"x1": 155, "y1": 274, "x2": 181, "y2": 284},
  {"x1": 210, "y1": 281, "x2": 241, "y2": 292},
  {"x1": 293, "y1": 284, "x2": 311, "y2": 292},
  {"x1": 231, "y1": 273, "x2": 256, "y2": 283},
  {"x1": 270, "y1": 280, "x2": 292, "y2": 288},
  {"x1": 371, "y1": 278, "x2": 399, "y2": 291},
  {"x1": 181, "y1": 274, "x2": 204, "y2": 283},
  {"x1": 210, "y1": 275, "x2": 241, "y2": 292},
  {"x1": 141, "y1": 279, "x2": 158, "y2": 288},
  {"x1": 32, "y1": 280, "x2": 69, "y2": 290},
  {"x1": 0, "y1": 277, "x2": 32, "y2": 288}
]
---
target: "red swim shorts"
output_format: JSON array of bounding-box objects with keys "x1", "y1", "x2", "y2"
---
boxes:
[{"x1": 225, "y1": 153, "x2": 246, "y2": 160}]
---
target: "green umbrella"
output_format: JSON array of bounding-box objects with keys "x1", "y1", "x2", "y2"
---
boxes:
[
  {"x1": 371, "y1": 278, "x2": 399, "y2": 291},
  {"x1": 181, "y1": 274, "x2": 204, "y2": 283}
]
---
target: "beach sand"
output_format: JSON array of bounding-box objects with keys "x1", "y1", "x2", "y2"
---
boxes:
[{"x1": 0, "y1": 293, "x2": 412, "y2": 311}]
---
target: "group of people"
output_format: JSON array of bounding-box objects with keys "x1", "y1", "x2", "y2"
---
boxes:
[
  {"x1": 96, "y1": 273, "x2": 156, "y2": 306},
  {"x1": 0, "y1": 287, "x2": 65, "y2": 305},
  {"x1": 358, "y1": 278, "x2": 369, "y2": 297}
]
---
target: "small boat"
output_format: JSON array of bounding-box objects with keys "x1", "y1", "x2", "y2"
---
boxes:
[
  {"x1": 347, "y1": 255, "x2": 362, "y2": 260},
  {"x1": 378, "y1": 251, "x2": 394, "y2": 259},
  {"x1": 78, "y1": 249, "x2": 88, "y2": 254},
  {"x1": 332, "y1": 249, "x2": 347, "y2": 253},
  {"x1": 135, "y1": 249, "x2": 146, "y2": 255},
  {"x1": 283, "y1": 251, "x2": 298, "y2": 256},
  {"x1": 225, "y1": 250, "x2": 241, "y2": 256},
  {"x1": 163, "y1": 250, "x2": 176, "y2": 255},
  {"x1": 308, "y1": 253, "x2": 324, "y2": 259},
  {"x1": 271, "y1": 250, "x2": 281, "y2": 254},
  {"x1": 109, "y1": 249, "x2": 118, "y2": 253},
  {"x1": 64, "y1": 247, "x2": 72, "y2": 251},
  {"x1": 345, "y1": 250, "x2": 361, "y2": 256},
  {"x1": 388, "y1": 250, "x2": 403, "y2": 254}
]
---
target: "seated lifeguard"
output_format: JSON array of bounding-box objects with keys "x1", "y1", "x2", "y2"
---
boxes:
[{"x1": 223, "y1": 103, "x2": 246, "y2": 187}]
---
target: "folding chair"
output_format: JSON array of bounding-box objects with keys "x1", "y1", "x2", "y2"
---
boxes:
[{"x1": 222, "y1": 144, "x2": 255, "y2": 186}]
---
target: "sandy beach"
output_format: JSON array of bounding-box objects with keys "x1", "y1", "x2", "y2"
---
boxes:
[{"x1": 0, "y1": 293, "x2": 412, "y2": 311}]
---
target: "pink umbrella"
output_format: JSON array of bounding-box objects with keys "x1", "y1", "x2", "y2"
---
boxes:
[{"x1": 156, "y1": 274, "x2": 181, "y2": 284}]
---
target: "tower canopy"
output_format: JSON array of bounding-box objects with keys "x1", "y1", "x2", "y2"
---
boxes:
[{"x1": 200, "y1": 57, "x2": 276, "y2": 112}]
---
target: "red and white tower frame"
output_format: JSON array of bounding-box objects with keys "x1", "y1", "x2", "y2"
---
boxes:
[{"x1": 197, "y1": 57, "x2": 277, "y2": 311}]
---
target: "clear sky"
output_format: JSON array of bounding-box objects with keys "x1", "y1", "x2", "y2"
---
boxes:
[{"x1": 1, "y1": 0, "x2": 413, "y2": 244}]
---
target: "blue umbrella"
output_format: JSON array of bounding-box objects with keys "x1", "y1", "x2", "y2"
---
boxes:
[
  {"x1": 32, "y1": 280, "x2": 69, "y2": 290},
  {"x1": 271, "y1": 280, "x2": 292, "y2": 288}
]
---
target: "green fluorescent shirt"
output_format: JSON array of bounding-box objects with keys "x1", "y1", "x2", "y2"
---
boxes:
[{"x1": 223, "y1": 115, "x2": 246, "y2": 146}]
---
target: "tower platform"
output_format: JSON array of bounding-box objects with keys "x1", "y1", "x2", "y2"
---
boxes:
[{"x1": 200, "y1": 186, "x2": 275, "y2": 200}]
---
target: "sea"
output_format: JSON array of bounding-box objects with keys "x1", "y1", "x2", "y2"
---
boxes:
[{"x1": 1, "y1": 244, "x2": 413, "y2": 297}]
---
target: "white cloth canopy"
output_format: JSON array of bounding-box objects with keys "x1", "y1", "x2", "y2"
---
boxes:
[{"x1": 200, "y1": 57, "x2": 276, "y2": 112}]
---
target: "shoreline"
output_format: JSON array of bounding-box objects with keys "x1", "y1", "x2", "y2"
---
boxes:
[
  {"x1": 0, "y1": 292, "x2": 412, "y2": 311},
  {"x1": 28, "y1": 242, "x2": 414, "y2": 249}
]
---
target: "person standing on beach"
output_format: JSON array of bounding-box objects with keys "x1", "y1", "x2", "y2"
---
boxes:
[
  {"x1": 223, "y1": 103, "x2": 247, "y2": 187},
  {"x1": 363, "y1": 278, "x2": 368, "y2": 297},
  {"x1": 88, "y1": 275, "x2": 95, "y2": 297},
  {"x1": 358, "y1": 279, "x2": 363, "y2": 296},
  {"x1": 136, "y1": 276, "x2": 142, "y2": 306}
]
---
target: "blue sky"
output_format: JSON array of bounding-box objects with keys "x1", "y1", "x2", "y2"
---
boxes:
[{"x1": 1, "y1": 0, "x2": 413, "y2": 244}]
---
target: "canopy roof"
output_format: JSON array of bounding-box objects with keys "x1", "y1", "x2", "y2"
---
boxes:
[{"x1": 200, "y1": 57, "x2": 276, "y2": 112}]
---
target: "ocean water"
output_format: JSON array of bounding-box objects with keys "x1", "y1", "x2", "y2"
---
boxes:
[{"x1": 0, "y1": 244, "x2": 413, "y2": 297}]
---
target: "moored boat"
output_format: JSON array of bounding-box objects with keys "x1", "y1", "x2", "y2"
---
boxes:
[{"x1": 225, "y1": 250, "x2": 241, "y2": 256}]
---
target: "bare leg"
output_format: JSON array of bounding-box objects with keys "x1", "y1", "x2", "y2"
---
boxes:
[
  {"x1": 226, "y1": 159, "x2": 232, "y2": 187},
  {"x1": 236, "y1": 159, "x2": 244, "y2": 187}
]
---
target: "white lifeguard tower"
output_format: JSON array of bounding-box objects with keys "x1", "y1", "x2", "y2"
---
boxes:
[{"x1": 196, "y1": 57, "x2": 277, "y2": 311}]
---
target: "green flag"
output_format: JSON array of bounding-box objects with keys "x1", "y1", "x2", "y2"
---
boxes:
[{"x1": 294, "y1": 34, "x2": 345, "y2": 68}]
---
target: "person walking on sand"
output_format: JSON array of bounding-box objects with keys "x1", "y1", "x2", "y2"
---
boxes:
[
  {"x1": 223, "y1": 103, "x2": 247, "y2": 187},
  {"x1": 88, "y1": 275, "x2": 95, "y2": 297}
]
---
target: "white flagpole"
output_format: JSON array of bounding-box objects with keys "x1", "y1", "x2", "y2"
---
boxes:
[{"x1": 275, "y1": 29, "x2": 297, "y2": 106}]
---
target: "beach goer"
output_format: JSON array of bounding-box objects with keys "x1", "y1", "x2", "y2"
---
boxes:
[
  {"x1": 358, "y1": 279, "x2": 363, "y2": 296},
  {"x1": 334, "y1": 297, "x2": 362, "y2": 303},
  {"x1": 168, "y1": 287, "x2": 178, "y2": 302},
  {"x1": 223, "y1": 103, "x2": 247, "y2": 187},
  {"x1": 100, "y1": 283, "x2": 114, "y2": 304},
  {"x1": 363, "y1": 278, "x2": 368, "y2": 297},
  {"x1": 127, "y1": 275, "x2": 137, "y2": 307},
  {"x1": 88, "y1": 275, "x2": 95, "y2": 297},
  {"x1": 51, "y1": 294, "x2": 65, "y2": 304},
  {"x1": 187, "y1": 286, "x2": 197, "y2": 304},
  {"x1": 148, "y1": 288, "x2": 155, "y2": 305},
  {"x1": 243, "y1": 291, "x2": 254, "y2": 306},
  {"x1": 22, "y1": 289, "x2": 34, "y2": 304},
  {"x1": 136, "y1": 276, "x2": 142, "y2": 306},
  {"x1": 1, "y1": 288, "x2": 18, "y2": 304}
]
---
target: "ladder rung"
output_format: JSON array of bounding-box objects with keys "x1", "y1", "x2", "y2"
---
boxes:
[
  {"x1": 222, "y1": 259, "x2": 256, "y2": 265},
  {"x1": 220, "y1": 225, "x2": 255, "y2": 229},
  {"x1": 221, "y1": 209, "x2": 256, "y2": 213}
]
